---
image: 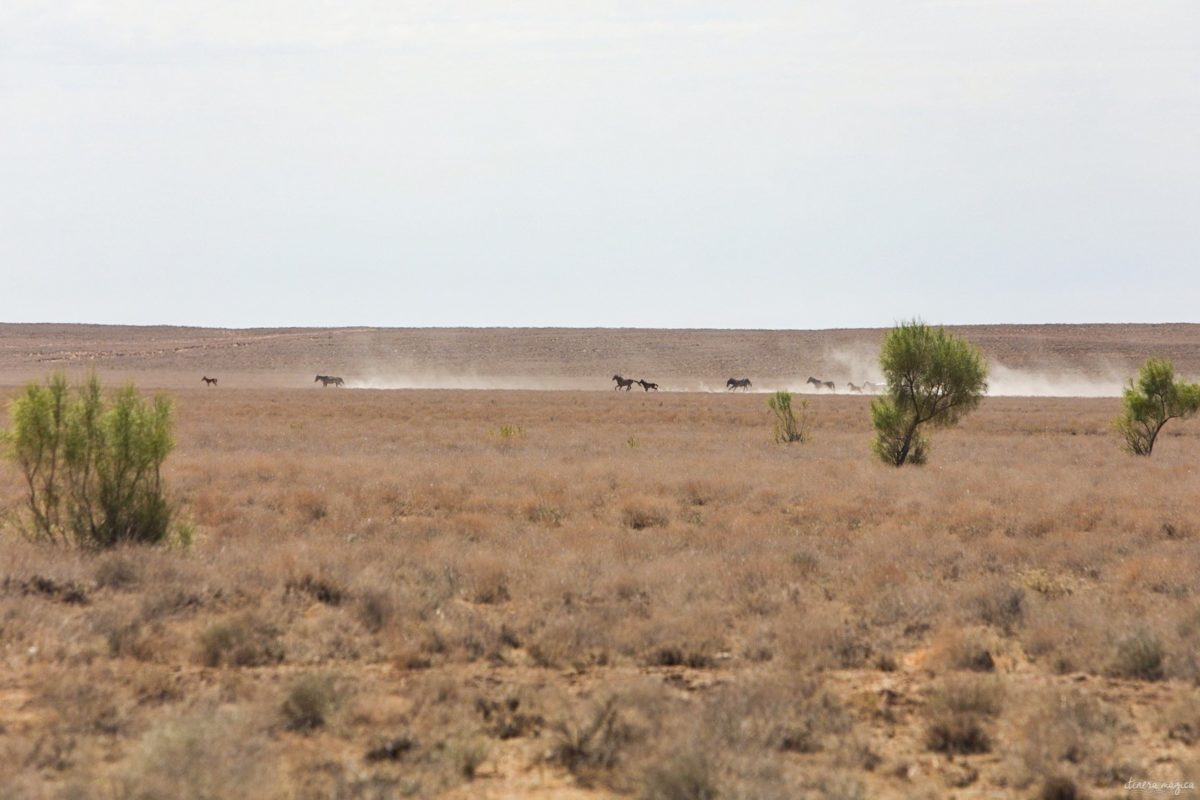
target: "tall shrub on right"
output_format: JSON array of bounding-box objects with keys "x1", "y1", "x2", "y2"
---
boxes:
[
  {"x1": 1114, "y1": 358, "x2": 1200, "y2": 456},
  {"x1": 4, "y1": 373, "x2": 177, "y2": 547},
  {"x1": 871, "y1": 321, "x2": 988, "y2": 466}
]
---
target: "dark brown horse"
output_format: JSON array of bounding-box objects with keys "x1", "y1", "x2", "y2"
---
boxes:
[
  {"x1": 726, "y1": 378, "x2": 752, "y2": 391},
  {"x1": 638, "y1": 379, "x2": 659, "y2": 391},
  {"x1": 201, "y1": 376, "x2": 218, "y2": 386},
  {"x1": 612, "y1": 375, "x2": 636, "y2": 391},
  {"x1": 806, "y1": 376, "x2": 835, "y2": 391},
  {"x1": 315, "y1": 375, "x2": 345, "y2": 387}
]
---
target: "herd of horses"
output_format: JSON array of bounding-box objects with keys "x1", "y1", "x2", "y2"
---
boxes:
[
  {"x1": 201, "y1": 374, "x2": 882, "y2": 393},
  {"x1": 204, "y1": 375, "x2": 345, "y2": 387},
  {"x1": 612, "y1": 375, "x2": 658, "y2": 391},
  {"x1": 614, "y1": 374, "x2": 883, "y2": 393}
]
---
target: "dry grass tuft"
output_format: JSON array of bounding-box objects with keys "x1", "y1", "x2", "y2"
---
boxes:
[
  {"x1": 197, "y1": 614, "x2": 284, "y2": 667},
  {"x1": 923, "y1": 676, "x2": 1004, "y2": 754}
]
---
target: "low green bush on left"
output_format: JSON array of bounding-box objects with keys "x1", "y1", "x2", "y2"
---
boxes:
[{"x1": 2, "y1": 373, "x2": 184, "y2": 547}]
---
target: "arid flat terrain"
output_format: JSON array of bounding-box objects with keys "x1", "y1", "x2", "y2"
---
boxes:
[
  {"x1": 1, "y1": 326, "x2": 1199, "y2": 799},
  {"x1": 2, "y1": 322, "x2": 1199, "y2": 394}
]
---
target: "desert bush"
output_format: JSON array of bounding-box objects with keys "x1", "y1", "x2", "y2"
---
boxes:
[
  {"x1": 934, "y1": 626, "x2": 998, "y2": 672},
  {"x1": 641, "y1": 749, "x2": 718, "y2": 800},
  {"x1": 1109, "y1": 628, "x2": 1165, "y2": 681},
  {"x1": 1038, "y1": 775, "x2": 1080, "y2": 800},
  {"x1": 281, "y1": 673, "x2": 339, "y2": 731},
  {"x1": 622, "y1": 500, "x2": 670, "y2": 530},
  {"x1": 40, "y1": 670, "x2": 127, "y2": 736},
  {"x1": 493, "y1": 424, "x2": 525, "y2": 439},
  {"x1": 1165, "y1": 692, "x2": 1200, "y2": 744},
  {"x1": 446, "y1": 736, "x2": 489, "y2": 779},
  {"x1": 548, "y1": 696, "x2": 633, "y2": 783},
  {"x1": 705, "y1": 674, "x2": 850, "y2": 755},
  {"x1": 870, "y1": 321, "x2": 988, "y2": 466},
  {"x1": 3, "y1": 374, "x2": 177, "y2": 547},
  {"x1": 526, "y1": 502, "x2": 565, "y2": 526},
  {"x1": 464, "y1": 559, "x2": 511, "y2": 604},
  {"x1": 767, "y1": 391, "x2": 807, "y2": 443},
  {"x1": 94, "y1": 553, "x2": 143, "y2": 590},
  {"x1": 971, "y1": 582, "x2": 1025, "y2": 634},
  {"x1": 284, "y1": 573, "x2": 347, "y2": 606},
  {"x1": 923, "y1": 677, "x2": 1004, "y2": 754},
  {"x1": 476, "y1": 694, "x2": 543, "y2": 740},
  {"x1": 793, "y1": 620, "x2": 874, "y2": 669},
  {"x1": 1018, "y1": 689, "x2": 1124, "y2": 786},
  {"x1": 356, "y1": 587, "x2": 395, "y2": 633},
  {"x1": 1114, "y1": 358, "x2": 1200, "y2": 455},
  {"x1": 117, "y1": 708, "x2": 280, "y2": 800},
  {"x1": 198, "y1": 614, "x2": 284, "y2": 667}
]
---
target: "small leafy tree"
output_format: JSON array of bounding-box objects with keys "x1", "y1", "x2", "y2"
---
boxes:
[
  {"x1": 3, "y1": 373, "x2": 177, "y2": 546},
  {"x1": 871, "y1": 321, "x2": 988, "y2": 466},
  {"x1": 768, "y1": 391, "x2": 807, "y2": 443},
  {"x1": 1114, "y1": 358, "x2": 1200, "y2": 456},
  {"x1": 7, "y1": 373, "x2": 71, "y2": 536}
]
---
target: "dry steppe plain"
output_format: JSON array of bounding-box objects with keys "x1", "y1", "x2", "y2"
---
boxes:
[{"x1": 1, "y1": 325, "x2": 1199, "y2": 799}]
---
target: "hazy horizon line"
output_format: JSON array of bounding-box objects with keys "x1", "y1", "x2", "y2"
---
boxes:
[{"x1": 2, "y1": 319, "x2": 1198, "y2": 333}]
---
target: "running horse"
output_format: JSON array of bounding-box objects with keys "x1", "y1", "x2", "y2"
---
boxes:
[
  {"x1": 637, "y1": 379, "x2": 659, "y2": 391},
  {"x1": 315, "y1": 375, "x2": 345, "y2": 387},
  {"x1": 612, "y1": 375, "x2": 636, "y2": 391},
  {"x1": 201, "y1": 376, "x2": 218, "y2": 386},
  {"x1": 726, "y1": 378, "x2": 752, "y2": 391},
  {"x1": 846, "y1": 382, "x2": 863, "y2": 393},
  {"x1": 806, "y1": 376, "x2": 835, "y2": 391}
]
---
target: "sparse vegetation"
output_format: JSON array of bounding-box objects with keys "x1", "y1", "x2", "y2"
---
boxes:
[
  {"x1": 1114, "y1": 357, "x2": 1200, "y2": 455},
  {"x1": 1, "y1": 384, "x2": 1198, "y2": 798},
  {"x1": 494, "y1": 424, "x2": 525, "y2": 439},
  {"x1": 767, "y1": 390, "x2": 807, "y2": 443},
  {"x1": 870, "y1": 320, "x2": 988, "y2": 466}
]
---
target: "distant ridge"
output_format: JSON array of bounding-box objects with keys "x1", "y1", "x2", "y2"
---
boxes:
[{"x1": 0, "y1": 323, "x2": 1197, "y2": 392}]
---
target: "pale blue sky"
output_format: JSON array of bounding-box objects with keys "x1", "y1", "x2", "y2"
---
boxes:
[{"x1": 2, "y1": 2, "x2": 1197, "y2": 328}]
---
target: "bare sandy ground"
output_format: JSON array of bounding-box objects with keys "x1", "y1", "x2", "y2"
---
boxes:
[{"x1": 0, "y1": 322, "x2": 1197, "y2": 395}]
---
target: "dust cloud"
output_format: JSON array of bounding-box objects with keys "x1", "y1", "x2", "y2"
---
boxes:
[
  {"x1": 342, "y1": 363, "x2": 1125, "y2": 397},
  {"x1": 986, "y1": 364, "x2": 1122, "y2": 397}
]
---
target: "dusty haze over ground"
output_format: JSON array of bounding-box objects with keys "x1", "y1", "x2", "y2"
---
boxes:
[{"x1": 0, "y1": 322, "x2": 1197, "y2": 396}]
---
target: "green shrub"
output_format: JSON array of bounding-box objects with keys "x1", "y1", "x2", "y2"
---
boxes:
[
  {"x1": 3, "y1": 373, "x2": 177, "y2": 547},
  {"x1": 767, "y1": 391, "x2": 807, "y2": 443},
  {"x1": 870, "y1": 321, "x2": 988, "y2": 466},
  {"x1": 493, "y1": 425, "x2": 525, "y2": 439},
  {"x1": 1114, "y1": 358, "x2": 1200, "y2": 455}
]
